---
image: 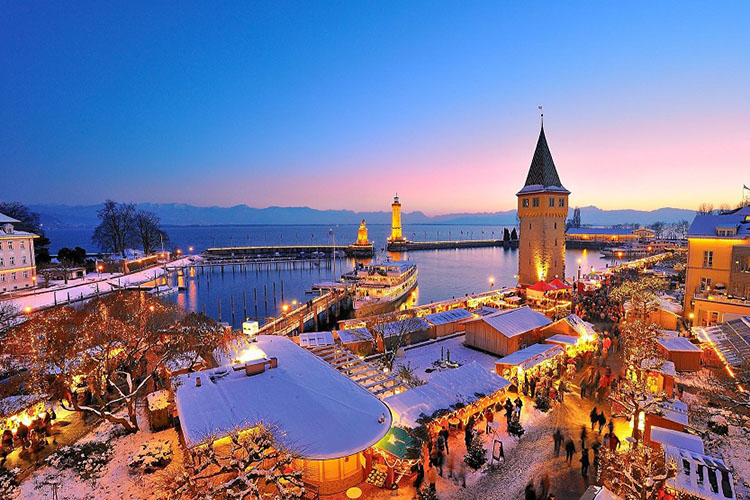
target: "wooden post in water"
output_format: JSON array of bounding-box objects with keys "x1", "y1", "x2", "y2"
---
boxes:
[
  {"x1": 243, "y1": 291, "x2": 247, "y2": 320},
  {"x1": 280, "y1": 280, "x2": 284, "y2": 302},
  {"x1": 273, "y1": 282, "x2": 277, "y2": 308},
  {"x1": 203, "y1": 304, "x2": 206, "y2": 315},
  {"x1": 254, "y1": 288, "x2": 258, "y2": 317},
  {"x1": 218, "y1": 298, "x2": 222, "y2": 322},
  {"x1": 263, "y1": 284, "x2": 268, "y2": 314},
  {"x1": 231, "y1": 295, "x2": 235, "y2": 325}
]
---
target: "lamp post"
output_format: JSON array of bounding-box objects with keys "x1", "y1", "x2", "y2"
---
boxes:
[
  {"x1": 489, "y1": 277, "x2": 495, "y2": 288},
  {"x1": 31, "y1": 275, "x2": 37, "y2": 294}
]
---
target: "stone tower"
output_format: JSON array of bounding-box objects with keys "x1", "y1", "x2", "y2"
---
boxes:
[
  {"x1": 517, "y1": 123, "x2": 570, "y2": 285},
  {"x1": 356, "y1": 219, "x2": 369, "y2": 245},
  {"x1": 389, "y1": 194, "x2": 405, "y2": 242}
]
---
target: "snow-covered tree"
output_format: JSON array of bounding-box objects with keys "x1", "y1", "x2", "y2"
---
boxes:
[
  {"x1": 164, "y1": 424, "x2": 304, "y2": 500},
  {"x1": 610, "y1": 373, "x2": 668, "y2": 443},
  {"x1": 2, "y1": 291, "x2": 234, "y2": 432},
  {"x1": 600, "y1": 443, "x2": 676, "y2": 500},
  {"x1": 619, "y1": 320, "x2": 662, "y2": 368}
]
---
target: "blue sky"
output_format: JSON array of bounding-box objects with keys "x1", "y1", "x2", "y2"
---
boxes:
[{"x1": 2, "y1": 2, "x2": 749, "y2": 213}]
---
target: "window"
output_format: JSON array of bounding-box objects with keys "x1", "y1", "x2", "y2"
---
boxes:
[
  {"x1": 0, "y1": 275, "x2": 4, "y2": 282},
  {"x1": 20, "y1": 241, "x2": 25, "y2": 249},
  {"x1": 522, "y1": 199, "x2": 529, "y2": 208},
  {"x1": 7, "y1": 241, "x2": 12, "y2": 250},
  {"x1": 554, "y1": 222, "x2": 557, "y2": 230},
  {"x1": 529, "y1": 223, "x2": 532, "y2": 230},
  {"x1": 548, "y1": 197, "x2": 555, "y2": 207},
  {"x1": 9, "y1": 257, "x2": 14, "y2": 266},
  {"x1": 0, "y1": 258, "x2": 3, "y2": 266},
  {"x1": 0, "y1": 242, "x2": 2, "y2": 250},
  {"x1": 22, "y1": 270, "x2": 28, "y2": 278},
  {"x1": 558, "y1": 198, "x2": 565, "y2": 207},
  {"x1": 532, "y1": 197, "x2": 539, "y2": 207},
  {"x1": 703, "y1": 251, "x2": 713, "y2": 268},
  {"x1": 555, "y1": 239, "x2": 558, "y2": 247},
  {"x1": 11, "y1": 272, "x2": 16, "y2": 281},
  {"x1": 700, "y1": 277, "x2": 712, "y2": 292},
  {"x1": 22, "y1": 256, "x2": 27, "y2": 265}
]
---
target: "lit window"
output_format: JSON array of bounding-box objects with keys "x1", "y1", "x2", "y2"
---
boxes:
[
  {"x1": 9, "y1": 257, "x2": 14, "y2": 266},
  {"x1": 7, "y1": 241, "x2": 12, "y2": 250},
  {"x1": 522, "y1": 199, "x2": 529, "y2": 208},
  {"x1": 700, "y1": 277, "x2": 712, "y2": 292},
  {"x1": 703, "y1": 251, "x2": 713, "y2": 268},
  {"x1": 532, "y1": 197, "x2": 540, "y2": 207}
]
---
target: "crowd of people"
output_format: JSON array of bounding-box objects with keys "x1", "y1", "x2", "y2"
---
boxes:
[{"x1": 1, "y1": 407, "x2": 57, "y2": 465}]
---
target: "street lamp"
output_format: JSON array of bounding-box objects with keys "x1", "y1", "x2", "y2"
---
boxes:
[
  {"x1": 31, "y1": 275, "x2": 37, "y2": 294},
  {"x1": 489, "y1": 277, "x2": 495, "y2": 288},
  {"x1": 24, "y1": 306, "x2": 32, "y2": 314},
  {"x1": 188, "y1": 246, "x2": 194, "y2": 253},
  {"x1": 97, "y1": 264, "x2": 104, "y2": 277},
  {"x1": 282, "y1": 304, "x2": 289, "y2": 314}
]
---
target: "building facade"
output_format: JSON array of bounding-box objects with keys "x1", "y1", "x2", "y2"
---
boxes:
[
  {"x1": 684, "y1": 206, "x2": 750, "y2": 326},
  {"x1": 517, "y1": 124, "x2": 570, "y2": 285},
  {"x1": 388, "y1": 194, "x2": 405, "y2": 242},
  {"x1": 0, "y1": 213, "x2": 38, "y2": 294}
]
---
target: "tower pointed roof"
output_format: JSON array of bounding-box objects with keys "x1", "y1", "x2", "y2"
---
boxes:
[{"x1": 517, "y1": 125, "x2": 569, "y2": 196}]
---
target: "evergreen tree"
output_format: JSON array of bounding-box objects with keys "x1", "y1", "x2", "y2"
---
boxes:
[
  {"x1": 510, "y1": 228, "x2": 518, "y2": 240},
  {"x1": 417, "y1": 486, "x2": 439, "y2": 500},
  {"x1": 464, "y1": 432, "x2": 487, "y2": 470}
]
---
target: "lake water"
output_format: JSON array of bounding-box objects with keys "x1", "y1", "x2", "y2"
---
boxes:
[{"x1": 46, "y1": 224, "x2": 623, "y2": 328}]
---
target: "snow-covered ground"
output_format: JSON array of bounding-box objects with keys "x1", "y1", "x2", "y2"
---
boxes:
[
  {"x1": 13, "y1": 407, "x2": 183, "y2": 500},
  {"x1": 5, "y1": 256, "x2": 197, "y2": 312},
  {"x1": 394, "y1": 334, "x2": 500, "y2": 382}
]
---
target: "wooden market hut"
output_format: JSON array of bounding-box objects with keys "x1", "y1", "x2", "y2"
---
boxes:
[
  {"x1": 641, "y1": 399, "x2": 689, "y2": 444},
  {"x1": 663, "y1": 445, "x2": 736, "y2": 500},
  {"x1": 374, "y1": 317, "x2": 431, "y2": 350},
  {"x1": 464, "y1": 306, "x2": 552, "y2": 357},
  {"x1": 494, "y1": 343, "x2": 565, "y2": 380},
  {"x1": 648, "y1": 425, "x2": 704, "y2": 454},
  {"x1": 335, "y1": 327, "x2": 375, "y2": 357},
  {"x1": 657, "y1": 336, "x2": 702, "y2": 372},
  {"x1": 173, "y1": 335, "x2": 392, "y2": 495},
  {"x1": 640, "y1": 358, "x2": 676, "y2": 398},
  {"x1": 422, "y1": 308, "x2": 474, "y2": 338}
]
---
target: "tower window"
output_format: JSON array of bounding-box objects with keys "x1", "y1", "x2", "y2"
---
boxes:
[
  {"x1": 529, "y1": 223, "x2": 532, "y2": 230},
  {"x1": 554, "y1": 222, "x2": 557, "y2": 230},
  {"x1": 522, "y1": 199, "x2": 529, "y2": 208},
  {"x1": 532, "y1": 197, "x2": 539, "y2": 207},
  {"x1": 549, "y1": 197, "x2": 555, "y2": 207},
  {"x1": 558, "y1": 198, "x2": 565, "y2": 207}
]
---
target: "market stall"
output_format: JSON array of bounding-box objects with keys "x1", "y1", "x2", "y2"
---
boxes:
[
  {"x1": 336, "y1": 327, "x2": 375, "y2": 356},
  {"x1": 422, "y1": 308, "x2": 474, "y2": 338},
  {"x1": 657, "y1": 336, "x2": 702, "y2": 372},
  {"x1": 494, "y1": 343, "x2": 565, "y2": 381}
]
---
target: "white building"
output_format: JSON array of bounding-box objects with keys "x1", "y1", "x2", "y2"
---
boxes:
[{"x1": 0, "y1": 212, "x2": 38, "y2": 294}]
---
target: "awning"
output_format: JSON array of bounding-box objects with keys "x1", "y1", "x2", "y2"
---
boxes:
[{"x1": 374, "y1": 426, "x2": 419, "y2": 460}]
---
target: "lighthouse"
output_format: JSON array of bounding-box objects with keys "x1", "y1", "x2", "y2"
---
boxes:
[{"x1": 389, "y1": 194, "x2": 405, "y2": 242}]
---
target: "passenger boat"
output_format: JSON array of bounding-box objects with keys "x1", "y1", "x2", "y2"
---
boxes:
[{"x1": 347, "y1": 261, "x2": 418, "y2": 318}]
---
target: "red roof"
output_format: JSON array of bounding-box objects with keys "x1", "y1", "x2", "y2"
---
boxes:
[
  {"x1": 549, "y1": 278, "x2": 571, "y2": 290},
  {"x1": 528, "y1": 280, "x2": 556, "y2": 292}
]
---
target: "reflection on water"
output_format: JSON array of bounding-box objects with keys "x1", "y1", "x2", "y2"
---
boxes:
[{"x1": 161, "y1": 247, "x2": 623, "y2": 329}]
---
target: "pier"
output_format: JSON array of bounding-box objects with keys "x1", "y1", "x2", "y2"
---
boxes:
[
  {"x1": 257, "y1": 287, "x2": 354, "y2": 336},
  {"x1": 386, "y1": 238, "x2": 518, "y2": 252},
  {"x1": 203, "y1": 243, "x2": 374, "y2": 261}
]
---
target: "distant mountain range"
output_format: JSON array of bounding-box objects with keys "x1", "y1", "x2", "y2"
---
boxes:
[{"x1": 28, "y1": 203, "x2": 696, "y2": 228}]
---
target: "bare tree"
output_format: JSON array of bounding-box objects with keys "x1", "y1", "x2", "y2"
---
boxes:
[
  {"x1": 92, "y1": 200, "x2": 136, "y2": 257},
  {"x1": 134, "y1": 210, "x2": 169, "y2": 254},
  {"x1": 2, "y1": 292, "x2": 234, "y2": 432},
  {"x1": 696, "y1": 202, "x2": 714, "y2": 215},
  {"x1": 600, "y1": 444, "x2": 676, "y2": 499},
  {"x1": 609, "y1": 275, "x2": 668, "y2": 320},
  {"x1": 162, "y1": 424, "x2": 304, "y2": 500},
  {"x1": 371, "y1": 316, "x2": 425, "y2": 370}
]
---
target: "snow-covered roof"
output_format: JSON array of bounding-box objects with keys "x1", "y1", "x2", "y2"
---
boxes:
[
  {"x1": 545, "y1": 334, "x2": 579, "y2": 346},
  {"x1": 650, "y1": 426, "x2": 704, "y2": 454},
  {"x1": 580, "y1": 485, "x2": 622, "y2": 500},
  {"x1": 0, "y1": 212, "x2": 20, "y2": 224},
  {"x1": 657, "y1": 399, "x2": 689, "y2": 425},
  {"x1": 423, "y1": 308, "x2": 474, "y2": 326},
  {"x1": 374, "y1": 317, "x2": 431, "y2": 338},
  {"x1": 468, "y1": 306, "x2": 552, "y2": 338},
  {"x1": 663, "y1": 445, "x2": 735, "y2": 500},
  {"x1": 658, "y1": 336, "x2": 702, "y2": 353},
  {"x1": 383, "y1": 362, "x2": 510, "y2": 429},
  {"x1": 688, "y1": 206, "x2": 750, "y2": 238},
  {"x1": 693, "y1": 316, "x2": 750, "y2": 367},
  {"x1": 337, "y1": 327, "x2": 373, "y2": 344},
  {"x1": 474, "y1": 306, "x2": 501, "y2": 316},
  {"x1": 657, "y1": 296, "x2": 683, "y2": 315},
  {"x1": 641, "y1": 358, "x2": 677, "y2": 377},
  {"x1": 174, "y1": 335, "x2": 392, "y2": 456},
  {"x1": 496, "y1": 343, "x2": 564, "y2": 370},
  {"x1": 299, "y1": 331, "x2": 334, "y2": 348},
  {"x1": 561, "y1": 314, "x2": 596, "y2": 337}
]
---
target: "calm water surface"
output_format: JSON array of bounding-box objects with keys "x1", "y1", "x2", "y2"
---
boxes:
[{"x1": 47, "y1": 224, "x2": 624, "y2": 328}]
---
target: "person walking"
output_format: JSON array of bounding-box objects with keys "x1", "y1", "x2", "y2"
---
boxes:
[
  {"x1": 580, "y1": 425, "x2": 588, "y2": 450},
  {"x1": 597, "y1": 412, "x2": 606, "y2": 435},
  {"x1": 413, "y1": 461, "x2": 424, "y2": 493},
  {"x1": 580, "y1": 448, "x2": 590, "y2": 479},
  {"x1": 426, "y1": 463, "x2": 438, "y2": 492},
  {"x1": 565, "y1": 438, "x2": 576, "y2": 464},
  {"x1": 553, "y1": 428, "x2": 563, "y2": 457},
  {"x1": 456, "y1": 459, "x2": 467, "y2": 488},
  {"x1": 539, "y1": 474, "x2": 550, "y2": 499},
  {"x1": 439, "y1": 426, "x2": 450, "y2": 455},
  {"x1": 557, "y1": 380, "x2": 565, "y2": 403},
  {"x1": 504, "y1": 398, "x2": 514, "y2": 426},
  {"x1": 589, "y1": 407, "x2": 598, "y2": 431},
  {"x1": 464, "y1": 418, "x2": 475, "y2": 451},
  {"x1": 580, "y1": 376, "x2": 588, "y2": 399},
  {"x1": 525, "y1": 482, "x2": 537, "y2": 500},
  {"x1": 530, "y1": 377, "x2": 537, "y2": 399},
  {"x1": 434, "y1": 446, "x2": 444, "y2": 477}
]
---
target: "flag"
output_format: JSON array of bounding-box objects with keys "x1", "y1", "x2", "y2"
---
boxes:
[{"x1": 744, "y1": 184, "x2": 749, "y2": 191}]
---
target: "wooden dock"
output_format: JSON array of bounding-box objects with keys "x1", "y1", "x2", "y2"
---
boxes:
[
  {"x1": 387, "y1": 238, "x2": 518, "y2": 252},
  {"x1": 258, "y1": 287, "x2": 354, "y2": 336},
  {"x1": 203, "y1": 243, "x2": 374, "y2": 261}
]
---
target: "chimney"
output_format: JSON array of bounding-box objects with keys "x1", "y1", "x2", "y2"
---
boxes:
[
  {"x1": 196, "y1": 377, "x2": 201, "y2": 387},
  {"x1": 268, "y1": 357, "x2": 278, "y2": 369},
  {"x1": 245, "y1": 361, "x2": 266, "y2": 376}
]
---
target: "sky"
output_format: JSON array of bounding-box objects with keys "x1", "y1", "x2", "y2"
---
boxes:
[{"x1": 2, "y1": 2, "x2": 749, "y2": 215}]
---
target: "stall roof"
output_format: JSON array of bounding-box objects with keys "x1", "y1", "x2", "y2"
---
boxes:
[
  {"x1": 658, "y1": 336, "x2": 702, "y2": 353},
  {"x1": 545, "y1": 334, "x2": 579, "y2": 346},
  {"x1": 474, "y1": 306, "x2": 501, "y2": 316},
  {"x1": 383, "y1": 362, "x2": 510, "y2": 429},
  {"x1": 496, "y1": 343, "x2": 564, "y2": 370},
  {"x1": 650, "y1": 426, "x2": 704, "y2": 454},
  {"x1": 299, "y1": 331, "x2": 335, "y2": 348},
  {"x1": 693, "y1": 316, "x2": 750, "y2": 368},
  {"x1": 337, "y1": 327, "x2": 374, "y2": 344},
  {"x1": 561, "y1": 314, "x2": 597, "y2": 337},
  {"x1": 374, "y1": 426, "x2": 418, "y2": 460},
  {"x1": 567, "y1": 227, "x2": 636, "y2": 236},
  {"x1": 467, "y1": 306, "x2": 552, "y2": 338},
  {"x1": 374, "y1": 317, "x2": 431, "y2": 338},
  {"x1": 423, "y1": 308, "x2": 474, "y2": 326},
  {"x1": 174, "y1": 335, "x2": 391, "y2": 457},
  {"x1": 580, "y1": 486, "x2": 622, "y2": 500},
  {"x1": 657, "y1": 399, "x2": 689, "y2": 425},
  {"x1": 641, "y1": 358, "x2": 677, "y2": 377},
  {"x1": 663, "y1": 445, "x2": 735, "y2": 500},
  {"x1": 528, "y1": 280, "x2": 557, "y2": 292}
]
